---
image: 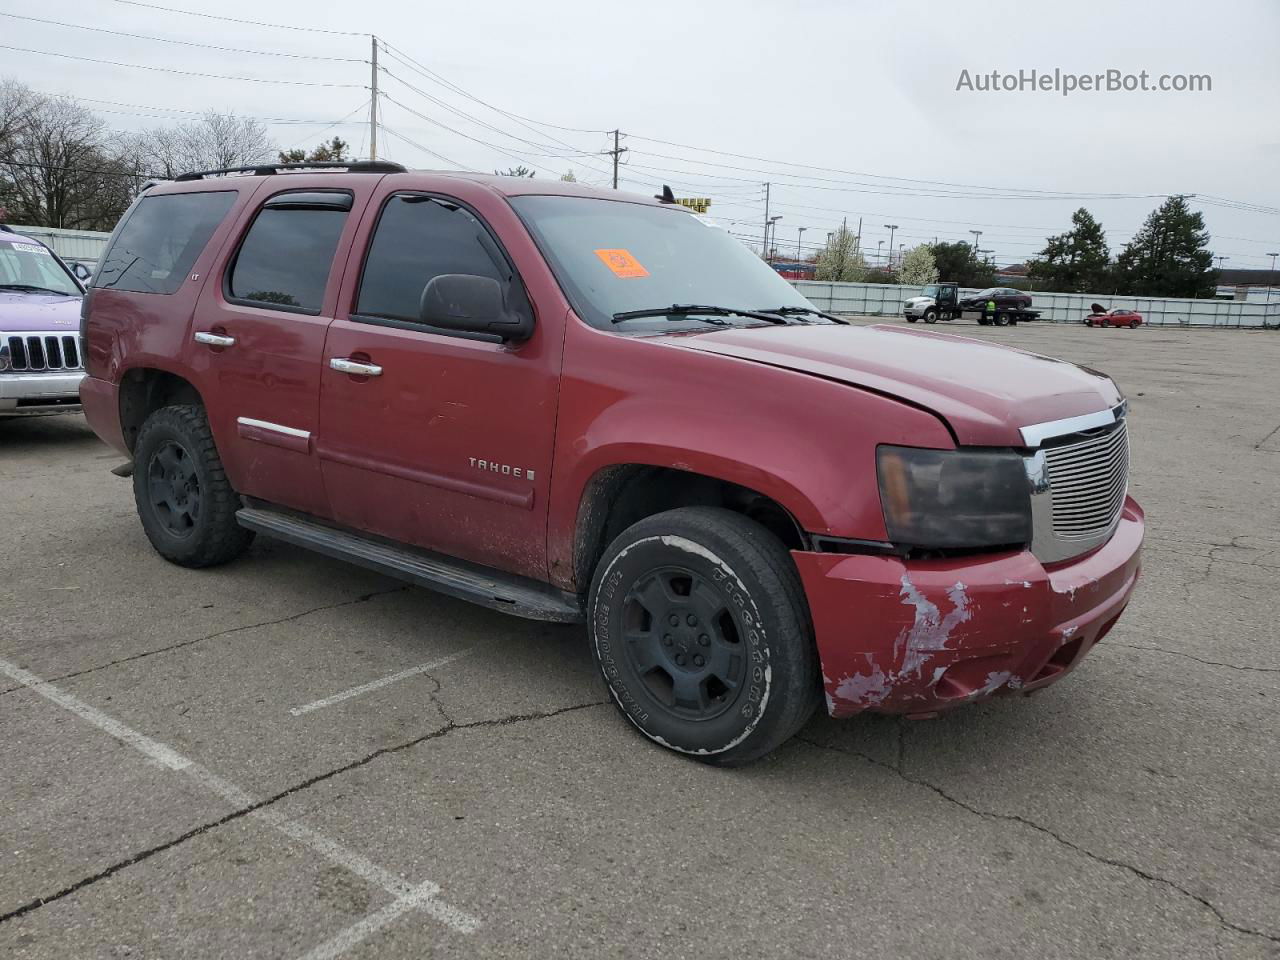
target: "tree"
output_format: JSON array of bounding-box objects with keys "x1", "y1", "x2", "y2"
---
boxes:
[
  {"x1": 898, "y1": 244, "x2": 939, "y2": 285},
  {"x1": 559, "y1": 169, "x2": 577, "y2": 182},
  {"x1": 136, "y1": 111, "x2": 275, "y2": 179},
  {"x1": 1112, "y1": 196, "x2": 1216, "y2": 297},
  {"x1": 495, "y1": 165, "x2": 535, "y2": 177},
  {"x1": 1026, "y1": 208, "x2": 1111, "y2": 292},
  {"x1": 0, "y1": 86, "x2": 135, "y2": 230},
  {"x1": 927, "y1": 240, "x2": 995, "y2": 288},
  {"x1": 814, "y1": 223, "x2": 867, "y2": 282},
  {"x1": 278, "y1": 137, "x2": 349, "y2": 165}
]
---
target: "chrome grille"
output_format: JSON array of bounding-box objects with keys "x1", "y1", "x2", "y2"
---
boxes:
[
  {"x1": 1044, "y1": 421, "x2": 1129, "y2": 541},
  {"x1": 5, "y1": 334, "x2": 83, "y2": 372}
]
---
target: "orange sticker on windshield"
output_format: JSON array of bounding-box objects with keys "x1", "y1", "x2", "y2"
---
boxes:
[{"x1": 594, "y1": 248, "x2": 649, "y2": 278}]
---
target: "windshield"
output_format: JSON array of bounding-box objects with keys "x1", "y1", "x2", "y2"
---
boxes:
[
  {"x1": 0, "y1": 237, "x2": 81, "y2": 296},
  {"x1": 509, "y1": 195, "x2": 814, "y2": 331},
  {"x1": 921, "y1": 284, "x2": 940, "y2": 298}
]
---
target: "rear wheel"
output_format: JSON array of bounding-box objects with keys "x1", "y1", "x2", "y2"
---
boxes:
[
  {"x1": 132, "y1": 404, "x2": 253, "y2": 568},
  {"x1": 588, "y1": 507, "x2": 820, "y2": 766},
  {"x1": 995, "y1": 311, "x2": 1010, "y2": 326}
]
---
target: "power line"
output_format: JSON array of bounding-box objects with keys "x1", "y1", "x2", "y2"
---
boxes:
[
  {"x1": 377, "y1": 124, "x2": 471, "y2": 170},
  {"x1": 103, "y1": 0, "x2": 366, "y2": 36},
  {"x1": 0, "y1": 43, "x2": 365, "y2": 87},
  {"x1": 0, "y1": 12, "x2": 365, "y2": 61},
  {"x1": 378, "y1": 66, "x2": 596, "y2": 160},
  {"x1": 284, "y1": 101, "x2": 371, "y2": 153},
  {"x1": 376, "y1": 42, "x2": 614, "y2": 182},
  {"x1": 378, "y1": 39, "x2": 608, "y2": 134}
]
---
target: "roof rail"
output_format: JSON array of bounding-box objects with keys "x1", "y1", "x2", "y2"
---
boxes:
[{"x1": 174, "y1": 160, "x2": 407, "y2": 182}]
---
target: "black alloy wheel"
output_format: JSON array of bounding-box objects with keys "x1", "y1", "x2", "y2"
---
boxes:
[{"x1": 147, "y1": 440, "x2": 202, "y2": 538}]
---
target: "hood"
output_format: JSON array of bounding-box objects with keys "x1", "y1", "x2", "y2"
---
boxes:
[
  {"x1": 662, "y1": 324, "x2": 1122, "y2": 447},
  {"x1": 904, "y1": 296, "x2": 935, "y2": 304},
  {"x1": 0, "y1": 291, "x2": 82, "y2": 332}
]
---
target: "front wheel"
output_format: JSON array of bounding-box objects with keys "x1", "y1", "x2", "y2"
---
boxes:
[
  {"x1": 588, "y1": 507, "x2": 820, "y2": 766},
  {"x1": 132, "y1": 404, "x2": 254, "y2": 568},
  {"x1": 923, "y1": 308, "x2": 938, "y2": 324},
  {"x1": 906, "y1": 315, "x2": 918, "y2": 323}
]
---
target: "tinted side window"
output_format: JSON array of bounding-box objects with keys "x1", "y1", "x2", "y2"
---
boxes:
[
  {"x1": 356, "y1": 195, "x2": 507, "y2": 323},
  {"x1": 228, "y1": 203, "x2": 348, "y2": 313},
  {"x1": 96, "y1": 191, "x2": 235, "y2": 294}
]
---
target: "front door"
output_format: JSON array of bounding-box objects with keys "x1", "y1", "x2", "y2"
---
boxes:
[{"x1": 316, "y1": 190, "x2": 561, "y2": 580}]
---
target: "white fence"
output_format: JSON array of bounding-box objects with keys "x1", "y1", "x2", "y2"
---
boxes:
[
  {"x1": 5, "y1": 225, "x2": 111, "y2": 265},
  {"x1": 793, "y1": 280, "x2": 1280, "y2": 328}
]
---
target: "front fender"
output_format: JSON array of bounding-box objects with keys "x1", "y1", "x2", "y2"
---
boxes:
[{"x1": 545, "y1": 324, "x2": 955, "y2": 589}]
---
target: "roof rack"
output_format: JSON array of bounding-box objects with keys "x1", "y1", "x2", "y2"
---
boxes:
[{"x1": 174, "y1": 160, "x2": 406, "y2": 182}]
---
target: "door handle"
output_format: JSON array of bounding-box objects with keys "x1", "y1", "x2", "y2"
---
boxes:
[
  {"x1": 330, "y1": 357, "x2": 383, "y2": 377},
  {"x1": 194, "y1": 331, "x2": 236, "y2": 347}
]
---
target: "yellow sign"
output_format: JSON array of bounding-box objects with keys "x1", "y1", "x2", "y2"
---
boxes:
[{"x1": 675, "y1": 197, "x2": 712, "y2": 213}]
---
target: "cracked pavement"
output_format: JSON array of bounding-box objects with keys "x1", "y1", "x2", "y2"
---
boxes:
[{"x1": 1, "y1": 320, "x2": 1278, "y2": 959}]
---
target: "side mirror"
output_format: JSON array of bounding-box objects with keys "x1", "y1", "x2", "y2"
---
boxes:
[
  {"x1": 419, "y1": 274, "x2": 533, "y2": 341},
  {"x1": 71, "y1": 262, "x2": 92, "y2": 282}
]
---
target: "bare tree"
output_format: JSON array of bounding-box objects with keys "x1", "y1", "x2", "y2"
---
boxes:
[
  {"x1": 137, "y1": 111, "x2": 275, "y2": 178},
  {"x1": 0, "y1": 88, "x2": 133, "y2": 229}
]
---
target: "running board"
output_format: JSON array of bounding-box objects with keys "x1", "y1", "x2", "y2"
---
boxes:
[{"x1": 235, "y1": 507, "x2": 584, "y2": 623}]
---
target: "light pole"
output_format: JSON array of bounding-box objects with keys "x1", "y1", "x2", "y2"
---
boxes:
[
  {"x1": 767, "y1": 216, "x2": 782, "y2": 260},
  {"x1": 884, "y1": 225, "x2": 898, "y2": 268},
  {"x1": 876, "y1": 240, "x2": 884, "y2": 265},
  {"x1": 1268, "y1": 253, "x2": 1278, "y2": 319},
  {"x1": 796, "y1": 226, "x2": 806, "y2": 261},
  {"x1": 969, "y1": 229, "x2": 983, "y2": 260},
  {"x1": 898, "y1": 244, "x2": 905, "y2": 268}
]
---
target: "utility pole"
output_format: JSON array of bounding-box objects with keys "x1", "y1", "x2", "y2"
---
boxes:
[
  {"x1": 370, "y1": 36, "x2": 379, "y2": 161},
  {"x1": 968, "y1": 229, "x2": 982, "y2": 260},
  {"x1": 836, "y1": 216, "x2": 848, "y2": 279},
  {"x1": 602, "y1": 130, "x2": 627, "y2": 189},
  {"x1": 796, "y1": 226, "x2": 806, "y2": 260},
  {"x1": 884, "y1": 224, "x2": 899, "y2": 268},
  {"x1": 761, "y1": 182, "x2": 771, "y2": 258},
  {"x1": 1267, "y1": 253, "x2": 1278, "y2": 319},
  {"x1": 855, "y1": 217, "x2": 863, "y2": 257}
]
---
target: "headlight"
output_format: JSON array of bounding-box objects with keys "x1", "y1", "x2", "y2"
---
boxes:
[{"x1": 876, "y1": 446, "x2": 1032, "y2": 550}]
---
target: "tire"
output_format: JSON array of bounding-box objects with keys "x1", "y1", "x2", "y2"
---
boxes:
[
  {"x1": 1130, "y1": 320, "x2": 1139, "y2": 329},
  {"x1": 588, "y1": 506, "x2": 820, "y2": 766},
  {"x1": 132, "y1": 404, "x2": 254, "y2": 568},
  {"x1": 906, "y1": 315, "x2": 918, "y2": 323},
  {"x1": 923, "y1": 307, "x2": 938, "y2": 324},
  {"x1": 995, "y1": 311, "x2": 1010, "y2": 327}
]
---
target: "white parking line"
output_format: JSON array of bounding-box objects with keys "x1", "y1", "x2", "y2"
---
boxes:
[
  {"x1": 294, "y1": 880, "x2": 477, "y2": 960},
  {"x1": 289, "y1": 650, "x2": 474, "y2": 717},
  {"x1": 0, "y1": 656, "x2": 480, "y2": 949}
]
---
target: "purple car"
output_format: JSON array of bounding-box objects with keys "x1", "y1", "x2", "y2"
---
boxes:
[{"x1": 0, "y1": 226, "x2": 86, "y2": 417}]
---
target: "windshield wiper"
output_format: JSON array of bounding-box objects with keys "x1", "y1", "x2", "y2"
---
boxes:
[
  {"x1": 611, "y1": 304, "x2": 785, "y2": 325},
  {"x1": 755, "y1": 305, "x2": 849, "y2": 325},
  {"x1": 0, "y1": 283, "x2": 73, "y2": 296}
]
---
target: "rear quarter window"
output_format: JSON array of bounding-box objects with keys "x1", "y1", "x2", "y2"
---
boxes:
[{"x1": 95, "y1": 191, "x2": 236, "y2": 295}]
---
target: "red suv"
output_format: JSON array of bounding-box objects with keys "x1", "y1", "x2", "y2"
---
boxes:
[{"x1": 80, "y1": 163, "x2": 1144, "y2": 764}]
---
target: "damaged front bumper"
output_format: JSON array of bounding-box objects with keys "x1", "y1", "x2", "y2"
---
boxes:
[{"x1": 793, "y1": 497, "x2": 1144, "y2": 718}]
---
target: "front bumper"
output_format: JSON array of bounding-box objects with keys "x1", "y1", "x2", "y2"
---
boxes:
[
  {"x1": 0, "y1": 371, "x2": 84, "y2": 415},
  {"x1": 794, "y1": 497, "x2": 1144, "y2": 717}
]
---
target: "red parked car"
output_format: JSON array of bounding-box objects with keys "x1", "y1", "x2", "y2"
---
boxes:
[
  {"x1": 80, "y1": 163, "x2": 1144, "y2": 765},
  {"x1": 1086, "y1": 308, "x2": 1143, "y2": 328}
]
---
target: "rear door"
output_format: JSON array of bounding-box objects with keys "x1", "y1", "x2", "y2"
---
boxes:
[
  {"x1": 190, "y1": 180, "x2": 375, "y2": 518},
  {"x1": 316, "y1": 189, "x2": 561, "y2": 579}
]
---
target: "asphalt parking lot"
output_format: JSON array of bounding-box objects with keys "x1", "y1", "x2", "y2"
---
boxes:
[{"x1": 1, "y1": 318, "x2": 1277, "y2": 960}]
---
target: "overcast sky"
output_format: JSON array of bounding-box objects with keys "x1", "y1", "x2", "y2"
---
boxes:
[{"x1": 5, "y1": 0, "x2": 1278, "y2": 268}]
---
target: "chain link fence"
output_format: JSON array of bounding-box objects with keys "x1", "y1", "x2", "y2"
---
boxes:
[{"x1": 793, "y1": 281, "x2": 1280, "y2": 328}]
